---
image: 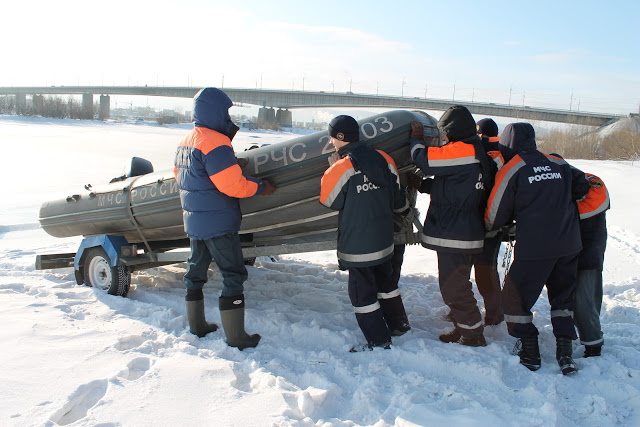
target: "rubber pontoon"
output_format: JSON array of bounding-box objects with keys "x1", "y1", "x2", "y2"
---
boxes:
[{"x1": 40, "y1": 110, "x2": 438, "y2": 248}]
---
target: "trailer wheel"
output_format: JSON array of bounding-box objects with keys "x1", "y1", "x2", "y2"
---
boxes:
[{"x1": 83, "y1": 247, "x2": 131, "y2": 297}]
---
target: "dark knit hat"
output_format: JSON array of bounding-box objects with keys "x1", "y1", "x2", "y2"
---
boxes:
[
  {"x1": 328, "y1": 115, "x2": 360, "y2": 143},
  {"x1": 476, "y1": 118, "x2": 499, "y2": 137},
  {"x1": 438, "y1": 105, "x2": 477, "y2": 142}
]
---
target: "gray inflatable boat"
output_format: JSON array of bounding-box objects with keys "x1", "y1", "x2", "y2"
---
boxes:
[{"x1": 39, "y1": 110, "x2": 439, "y2": 252}]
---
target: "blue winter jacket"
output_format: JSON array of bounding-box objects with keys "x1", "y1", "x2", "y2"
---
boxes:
[{"x1": 174, "y1": 88, "x2": 265, "y2": 239}]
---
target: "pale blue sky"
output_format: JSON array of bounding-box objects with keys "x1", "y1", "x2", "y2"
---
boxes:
[{"x1": 4, "y1": 0, "x2": 639, "y2": 114}]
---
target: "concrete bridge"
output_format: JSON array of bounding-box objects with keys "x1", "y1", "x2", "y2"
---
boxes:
[{"x1": 0, "y1": 86, "x2": 623, "y2": 127}]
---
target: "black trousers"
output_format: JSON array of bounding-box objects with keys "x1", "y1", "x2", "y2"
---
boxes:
[
  {"x1": 437, "y1": 252, "x2": 484, "y2": 337},
  {"x1": 502, "y1": 252, "x2": 579, "y2": 339},
  {"x1": 348, "y1": 260, "x2": 395, "y2": 346}
]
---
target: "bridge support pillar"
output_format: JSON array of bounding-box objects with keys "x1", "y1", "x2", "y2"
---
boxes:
[
  {"x1": 99, "y1": 95, "x2": 110, "y2": 120},
  {"x1": 33, "y1": 94, "x2": 44, "y2": 114},
  {"x1": 257, "y1": 107, "x2": 277, "y2": 128},
  {"x1": 82, "y1": 93, "x2": 93, "y2": 120},
  {"x1": 15, "y1": 93, "x2": 26, "y2": 114},
  {"x1": 276, "y1": 109, "x2": 292, "y2": 128}
]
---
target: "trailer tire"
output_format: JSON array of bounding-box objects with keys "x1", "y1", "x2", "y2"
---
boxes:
[{"x1": 83, "y1": 247, "x2": 131, "y2": 297}]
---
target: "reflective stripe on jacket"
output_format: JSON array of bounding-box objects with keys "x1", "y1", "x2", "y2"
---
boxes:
[
  {"x1": 410, "y1": 137, "x2": 486, "y2": 253},
  {"x1": 320, "y1": 143, "x2": 407, "y2": 267},
  {"x1": 485, "y1": 152, "x2": 583, "y2": 260},
  {"x1": 578, "y1": 174, "x2": 610, "y2": 219}
]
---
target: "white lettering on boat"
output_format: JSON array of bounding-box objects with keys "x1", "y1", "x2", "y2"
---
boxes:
[
  {"x1": 97, "y1": 180, "x2": 178, "y2": 207},
  {"x1": 253, "y1": 116, "x2": 395, "y2": 174}
]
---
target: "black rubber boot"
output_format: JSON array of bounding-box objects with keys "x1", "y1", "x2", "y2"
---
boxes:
[
  {"x1": 219, "y1": 295, "x2": 261, "y2": 350},
  {"x1": 440, "y1": 328, "x2": 486, "y2": 347},
  {"x1": 349, "y1": 341, "x2": 391, "y2": 352},
  {"x1": 186, "y1": 299, "x2": 218, "y2": 338},
  {"x1": 584, "y1": 344, "x2": 602, "y2": 358},
  {"x1": 556, "y1": 336, "x2": 578, "y2": 375},
  {"x1": 514, "y1": 337, "x2": 541, "y2": 371},
  {"x1": 379, "y1": 297, "x2": 411, "y2": 337}
]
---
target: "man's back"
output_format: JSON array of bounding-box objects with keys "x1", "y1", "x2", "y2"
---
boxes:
[
  {"x1": 321, "y1": 142, "x2": 405, "y2": 267},
  {"x1": 486, "y1": 123, "x2": 582, "y2": 260}
]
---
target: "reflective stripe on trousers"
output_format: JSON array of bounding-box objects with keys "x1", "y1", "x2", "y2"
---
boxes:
[{"x1": 354, "y1": 301, "x2": 381, "y2": 314}]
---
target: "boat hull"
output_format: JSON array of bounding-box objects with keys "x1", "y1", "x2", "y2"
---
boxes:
[{"x1": 39, "y1": 110, "x2": 440, "y2": 249}]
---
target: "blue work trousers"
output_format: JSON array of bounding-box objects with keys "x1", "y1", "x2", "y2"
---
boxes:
[
  {"x1": 348, "y1": 261, "x2": 394, "y2": 346},
  {"x1": 574, "y1": 269, "x2": 604, "y2": 346},
  {"x1": 502, "y1": 252, "x2": 579, "y2": 339},
  {"x1": 184, "y1": 233, "x2": 247, "y2": 298}
]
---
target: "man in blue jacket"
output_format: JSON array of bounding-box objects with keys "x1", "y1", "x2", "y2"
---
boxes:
[
  {"x1": 485, "y1": 123, "x2": 589, "y2": 374},
  {"x1": 174, "y1": 87, "x2": 276, "y2": 349}
]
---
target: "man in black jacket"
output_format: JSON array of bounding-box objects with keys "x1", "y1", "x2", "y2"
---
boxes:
[
  {"x1": 320, "y1": 115, "x2": 411, "y2": 351},
  {"x1": 485, "y1": 123, "x2": 590, "y2": 375},
  {"x1": 410, "y1": 105, "x2": 494, "y2": 347}
]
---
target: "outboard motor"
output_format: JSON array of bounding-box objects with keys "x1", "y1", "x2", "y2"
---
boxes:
[
  {"x1": 128, "y1": 157, "x2": 154, "y2": 177},
  {"x1": 110, "y1": 157, "x2": 154, "y2": 183}
]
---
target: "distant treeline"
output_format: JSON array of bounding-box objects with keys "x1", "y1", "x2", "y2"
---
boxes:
[
  {"x1": 2, "y1": 95, "x2": 637, "y2": 161},
  {"x1": 0, "y1": 95, "x2": 89, "y2": 119},
  {"x1": 541, "y1": 128, "x2": 640, "y2": 162}
]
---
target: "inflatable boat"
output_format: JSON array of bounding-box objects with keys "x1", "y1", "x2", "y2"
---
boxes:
[
  {"x1": 37, "y1": 110, "x2": 440, "y2": 296},
  {"x1": 40, "y1": 109, "x2": 439, "y2": 247}
]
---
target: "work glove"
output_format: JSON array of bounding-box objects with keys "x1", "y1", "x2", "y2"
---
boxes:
[
  {"x1": 410, "y1": 121, "x2": 424, "y2": 140},
  {"x1": 261, "y1": 180, "x2": 277, "y2": 195},
  {"x1": 406, "y1": 172, "x2": 424, "y2": 191}
]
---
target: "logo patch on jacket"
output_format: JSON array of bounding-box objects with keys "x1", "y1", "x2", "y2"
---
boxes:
[{"x1": 589, "y1": 178, "x2": 603, "y2": 188}]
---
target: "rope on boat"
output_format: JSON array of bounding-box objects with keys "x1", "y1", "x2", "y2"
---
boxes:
[{"x1": 124, "y1": 176, "x2": 155, "y2": 261}]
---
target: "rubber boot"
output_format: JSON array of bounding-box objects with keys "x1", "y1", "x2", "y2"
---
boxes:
[
  {"x1": 219, "y1": 295, "x2": 261, "y2": 350},
  {"x1": 186, "y1": 299, "x2": 218, "y2": 338},
  {"x1": 379, "y1": 297, "x2": 411, "y2": 336},
  {"x1": 515, "y1": 337, "x2": 541, "y2": 371},
  {"x1": 556, "y1": 336, "x2": 578, "y2": 375},
  {"x1": 584, "y1": 344, "x2": 602, "y2": 358}
]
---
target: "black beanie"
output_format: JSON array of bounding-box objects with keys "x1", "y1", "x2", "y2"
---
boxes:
[
  {"x1": 476, "y1": 118, "x2": 499, "y2": 137},
  {"x1": 438, "y1": 105, "x2": 477, "y2": 142},
  {"x1": 328, "y1": 115, "x2": 360, "y2": 142}
]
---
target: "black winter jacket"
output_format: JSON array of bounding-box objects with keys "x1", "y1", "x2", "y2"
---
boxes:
[
  {"x1": 320, "y1": 141, "x2": 408, "y2": 267},
  {"x1": 409, "y1": 135, "x2": 488, "y2": 254},
  {"x1": 485, "y1": 123, "x2": 590, "y2": 260}
]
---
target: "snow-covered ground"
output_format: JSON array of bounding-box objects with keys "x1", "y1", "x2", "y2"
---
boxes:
[{"x1": 1, "y1": 115, "x2": 639, "y2": 426}]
